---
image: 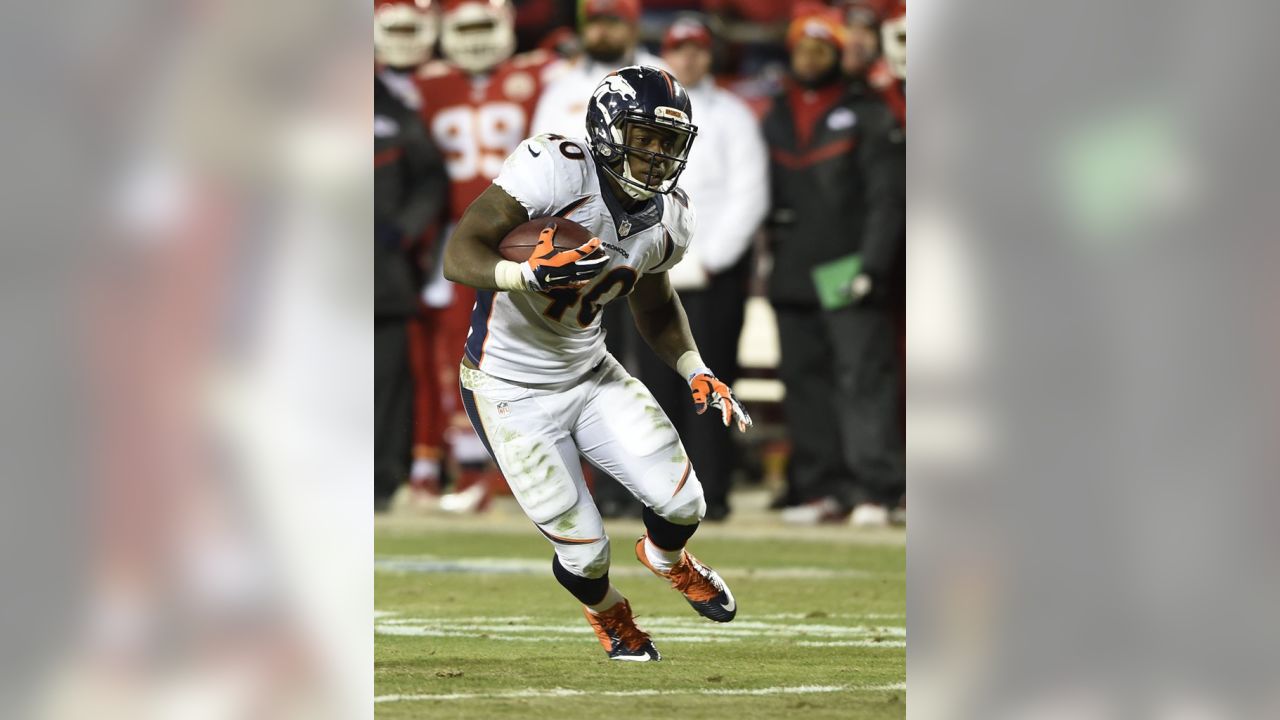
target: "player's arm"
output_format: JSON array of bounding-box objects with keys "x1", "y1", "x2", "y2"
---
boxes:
[
  {"x1": 630, "y1": 272, "x2": 751, "y2": 432},
  {"x1": 442, "y1": 184, "x2": 529, "y2": 291},
  {"x1": 629, "y1": 270, "x2": 699, "y2": 370},
  {"x1": 443, "y1": 184, "x2": 605, "y2": 292}
]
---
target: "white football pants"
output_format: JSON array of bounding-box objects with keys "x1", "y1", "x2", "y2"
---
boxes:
[{"x1": 459, "y1": 354, "x2": 705, "y2": 578}]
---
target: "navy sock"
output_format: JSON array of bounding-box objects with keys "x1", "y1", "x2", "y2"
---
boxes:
[
  {"x1": 642, "y1": 506, "x2": 699, "y2": 551},
  {"x1": 552, "y1": 555, "x2": 610, "y2": 605}
]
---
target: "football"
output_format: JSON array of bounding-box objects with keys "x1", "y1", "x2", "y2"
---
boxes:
[{"x1": 498, "y1": 217, "x2": 596, "y2": 263}]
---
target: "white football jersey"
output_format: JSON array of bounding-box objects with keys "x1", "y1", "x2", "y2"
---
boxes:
[{"x1": 466, "y1": 133, "x2": 696, "y2": 384}]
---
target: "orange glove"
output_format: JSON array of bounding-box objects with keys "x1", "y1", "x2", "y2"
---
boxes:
[
  {"x1": 688, "y1": 370, "x2": 752, "y2": 433},
  {"x1": 520, "y1": 223, "x2": 609, "y2": 291}
]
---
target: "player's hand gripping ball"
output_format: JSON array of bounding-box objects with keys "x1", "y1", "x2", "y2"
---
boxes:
[
  {"x1": 688, "y1": 370, "x2": 752, "y2": 433},
  {"x1": 499, "y1": 218, "x2": 608, "y2": 291}
]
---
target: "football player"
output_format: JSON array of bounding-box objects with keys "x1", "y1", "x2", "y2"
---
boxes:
[
  {"x1": 528, "y1": 0, "x2": 667, "y2": 520},
  {"x1": 411, "y1": 0, "x2": 564, "y2": 508},
  {"x1": 375, "y1": 0, "x2": 438, "y2": 74},
  {"x1": 443, "y1": 66, "x2": 750, "y2": 661},
  {"x1": 374, "y1": 0, "x2": 437, "y2": 110}
]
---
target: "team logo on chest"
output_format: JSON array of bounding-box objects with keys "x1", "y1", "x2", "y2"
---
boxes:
[{"x1": 618, "y1": 219, "x2": 632, "y2": 237}]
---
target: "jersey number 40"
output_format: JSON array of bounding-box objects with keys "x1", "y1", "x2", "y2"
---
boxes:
[{"x1": 542, "y1": 267, "x2": 638, "y2": 327}]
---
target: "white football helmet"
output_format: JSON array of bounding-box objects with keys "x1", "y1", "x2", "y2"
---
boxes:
[
  {"x1": 374, "y1": 0, "x2": 438, "y2": 69},
  {"x1": 880, "y1": 0, "x2": 906, "y2": 80},
  {"x1": 439, "y1": 0, "x2": 516, "y2": 74}
]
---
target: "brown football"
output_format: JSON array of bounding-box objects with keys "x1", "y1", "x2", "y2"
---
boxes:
[{"x1": 498, "y1": 217, "x2": 596, "y2": 263}]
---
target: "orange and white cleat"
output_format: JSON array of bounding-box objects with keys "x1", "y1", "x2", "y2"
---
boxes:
[
  {"x1": 635, "y1": 536, "x2": 737, "y2": 622},
  {"x1": 582, "y1": 600, "x2": 661, "y2": 661}
]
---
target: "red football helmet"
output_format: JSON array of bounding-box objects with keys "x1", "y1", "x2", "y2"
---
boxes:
[
  {"x1": 439, "y1": 0, "x2": 516, "y2": 74},
  {"x1": 374, "y1": 0, "x2": 438, "y2": 69},
  {"x1": 881, "y1": 0, "x2": 906, "y2": 80}
]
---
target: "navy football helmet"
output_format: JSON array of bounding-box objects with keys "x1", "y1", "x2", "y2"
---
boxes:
[{"x1": 585, "y1": 65, "x2": 698, "y2": 200}]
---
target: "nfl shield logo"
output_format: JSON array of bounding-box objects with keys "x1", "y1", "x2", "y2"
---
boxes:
[
  {"x1": 618, "y1": 220, "x2": 632, "y2": 237},
  {"x1": 496, "y1": 401, "x2": 510, "y2": 418}
]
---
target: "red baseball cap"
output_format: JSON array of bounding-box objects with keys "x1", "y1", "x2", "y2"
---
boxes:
[
  {"x1": 583, "y1": 0, "x2": 640, "y2": 23},
  {"x1": 662, "y1": 17, "x2": 712, "y2": 53}
]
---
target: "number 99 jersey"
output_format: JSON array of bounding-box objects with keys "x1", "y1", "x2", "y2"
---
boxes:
[
  {"x1": 467, "y1": 133, "x2": 696, "y2": 384},
  {"x1": 417, "y1": 51, "x2": 562, "y2": 222}
]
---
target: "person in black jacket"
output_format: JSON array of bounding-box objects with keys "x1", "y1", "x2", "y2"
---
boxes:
[
  {"x1": 763, "y1": 5, "x2": 905, "y2": 525},
  {"x1": 374, "y1": 72, "x2": 447, "y2": 512}
]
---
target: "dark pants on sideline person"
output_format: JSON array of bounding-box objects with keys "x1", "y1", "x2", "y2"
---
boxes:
[
  {"x1": 773, "y1": 303, "x2": 903, "y2": 509},
  {"x1": 375, "y1": 318, "x2": 413, "y2": 510}
]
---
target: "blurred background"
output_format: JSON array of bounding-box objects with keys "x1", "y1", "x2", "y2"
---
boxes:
[
  {"x1": 4, "y1": 0, "x2": 1278, "y2": 716},
  {"x1": 372, "y1": 2, "x2": 907, "y2": 714},
  {"x1": 374, "y1": 0, "x2": 907, "y2": 531}
]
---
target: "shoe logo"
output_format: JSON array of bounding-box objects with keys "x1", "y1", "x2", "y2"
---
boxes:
[
  {"x1": 720, "y1": 595, "x2": 735, "y2": 613},
  {"x1": 528, "y1": 145, "x2": 542, "y2": 157}
]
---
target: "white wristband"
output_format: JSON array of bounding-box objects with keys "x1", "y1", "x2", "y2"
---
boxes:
[
  {"x1": 676, "y1": 351, "x2": 708, "y2": 381},
  {"x1": 494, "y1": 260, "x2": 527, "y2": 292}
]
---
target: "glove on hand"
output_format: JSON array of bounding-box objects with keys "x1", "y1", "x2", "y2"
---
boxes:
[
  {"x1": 688, "y1": 369, "x2": 752, "y2": 433},
  {"x1": 520, "y1": 224, "x2": 608, "y2": 291}
]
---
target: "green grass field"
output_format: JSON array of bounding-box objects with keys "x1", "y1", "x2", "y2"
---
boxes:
[{"x1": 375, "y1": 512, "x2": 905, "y2": 719}]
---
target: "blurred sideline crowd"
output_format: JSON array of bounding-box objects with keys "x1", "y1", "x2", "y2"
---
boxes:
[{"x1": 375, "y1": 0, "x2": 905, "y2": 527}]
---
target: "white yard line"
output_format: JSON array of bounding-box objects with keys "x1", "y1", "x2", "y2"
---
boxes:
[
  {"x1": 376, "y1": 616, "x2": 537, "y2": 625},
  {"x1": 375, "y1": 626, "x2": 724, "y2": 643},
  {"x1": 374, "y1": 556, "x2": 892, "y2": 580},
  {"x1": 376, "y1": 611, "x2": 901, "y2": 622},
  {"x1": 796, "y1": 640, "x2": 907, "y2": 648},
  {"x1": 375, "y1": 683, "x2": 904, "y2": 703},
  {"x1": 375, "y1": 499, "x2": 906, "y2": 547},
  {"x1": 376, "y1": 617, "x2": 906, "y2": 648},
  {"x1": 378, "y1": 618, "x2": 904, "y2": 637},
  {"x1": 749, "y1": 612, "x2": 905, "y2": 620},
  {"x1": 641, "y1": 618, "x2": 906, "y2": 635}
]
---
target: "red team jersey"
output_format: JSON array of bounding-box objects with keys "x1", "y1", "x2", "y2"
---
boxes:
[
  {"x1": 406, "y1": 50, "x2": 562, "y2": 478},
  {"x1": 415, "y1": 50, "x2": 563, "y2": 221}
]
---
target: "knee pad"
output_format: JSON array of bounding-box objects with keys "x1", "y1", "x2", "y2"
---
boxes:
[
  {"x1": 553, "y1": 536, "x2": 611, "y2": 579},
  {"x1": 652, "y1": 471, "x2": 706, "y2": 526}
]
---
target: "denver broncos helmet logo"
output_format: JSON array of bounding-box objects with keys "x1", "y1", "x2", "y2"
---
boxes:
[
  {"x1": 598, "y1": 72, "x2": 637, "y2": 100},
  {"x1": 592, "y1": 72, "x2": 638, "y2": 120}
]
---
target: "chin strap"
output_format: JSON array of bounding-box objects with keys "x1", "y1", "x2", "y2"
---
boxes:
[{"x1": 618, "y1": 160, "x2": 658, "y2": 201}]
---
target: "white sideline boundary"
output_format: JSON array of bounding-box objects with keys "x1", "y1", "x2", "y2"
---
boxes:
[{"x1": 375, "y1": 683, "x2": 905, "y2": 703}]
